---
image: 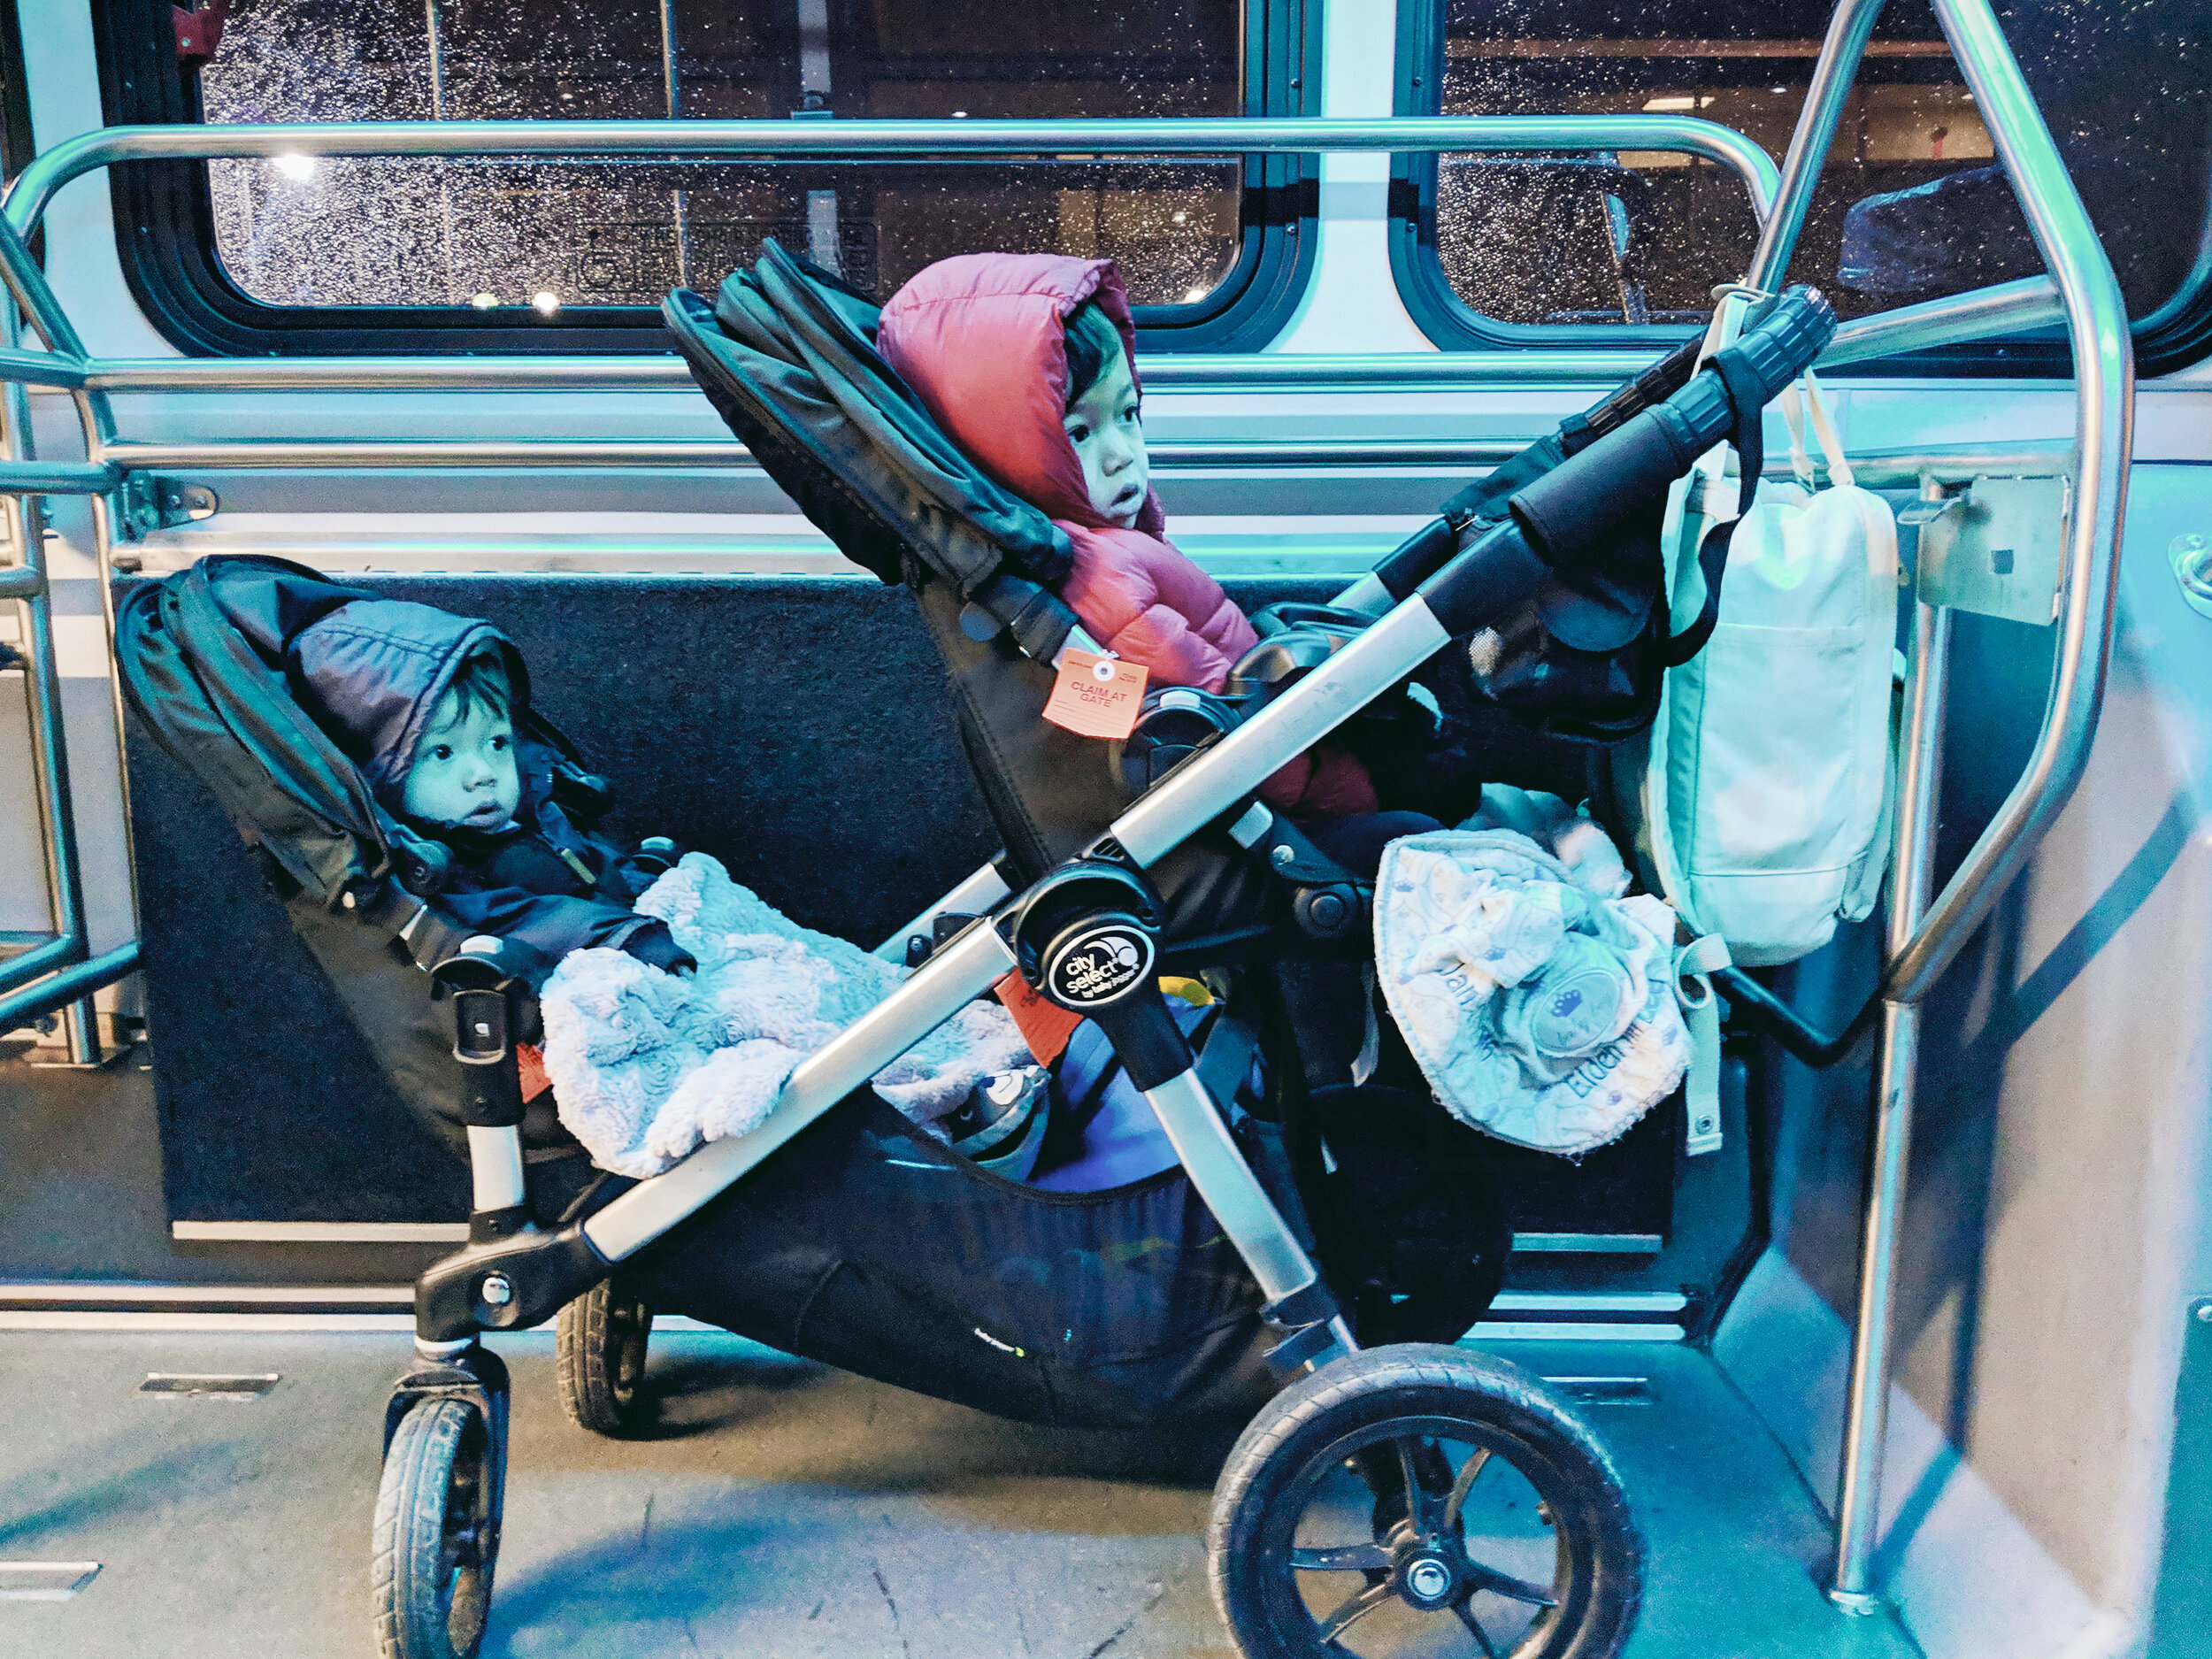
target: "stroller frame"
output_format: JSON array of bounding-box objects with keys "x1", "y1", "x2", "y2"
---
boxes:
[
  {"x1": 408, "y1": 272, "x2": 1846, "y2": 1371},
  {"x1": 412, "y1": 538, "x2": 1526, "y2": 1368}
]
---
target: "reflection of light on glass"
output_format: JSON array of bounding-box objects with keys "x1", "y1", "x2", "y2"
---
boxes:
[
  {"x1": 951, "y1": 110, "x2": 968, "y2": 118},
  {"x1": 1183, "y1": 286, "x2": 1209, "y2": 303},
  {"x1": 470, "y1": 292, "x2": 498, "y2": 310},
  {"x1": 1770, "y1": 86, "x2": 1788, "y2": 95},
  {"x1": 1641, "y1": 96, "x2": 1697, "y2": 112},
  {"x1": 533, "y1": 291, "x2": 559, "y2": 314},
  {"x1": 273, "y1": 153, "x2": 319, "y2": 180}
]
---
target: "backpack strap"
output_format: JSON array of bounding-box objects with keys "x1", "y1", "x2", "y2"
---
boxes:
[
  {"x1": 1661, "y1": 342, "x2": 1770, "y2": 667},
  {"x1": 1672, "y1": 932, "x2": 1732, "y2": 1156},
  {"x1": 1779, "y1": 383, "x2": 1817, "y2": 490},
  {"x1": 1778, "y1": 372, "x2": 1854, "y2": 493},
  {"x1": 1800, "y1": 372, "x2": 1855, "y2": 488}
]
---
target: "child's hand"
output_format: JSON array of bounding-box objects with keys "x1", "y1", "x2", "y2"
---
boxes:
[{"x1": 621, "y1": 922, "x2": 698, "y2": 979}]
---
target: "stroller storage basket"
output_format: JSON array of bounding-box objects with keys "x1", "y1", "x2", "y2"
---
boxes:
[{"x1": 618, "y1": 1088, "x2": 1277, "y2": 1430}]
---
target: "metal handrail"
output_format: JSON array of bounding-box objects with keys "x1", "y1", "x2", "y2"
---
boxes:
[
  {"x1": 0, "y1": 338, "x2": 100, "y2": 1059},
  {"x1": 86, "y1": 434, "x2": 2085, "y2": 484},
  {"x1": 1747, "y1": 0, "x2": 1889, "y2": 294},
  {"x1": 2, "y1": 115, "x2": 1782, "y2": 235},
  {"x1": 41, "y1": 274, "x2": 2066, "y2": 400},
  {"x1": 1723, "y1": 0, "x2": 2134, "y2": 1613},
  {"x1": 1884, "y1": 12, "x2": 2131, "y2": 1003},
  {"x1": 0, "y1": 110, "x2": 1777, "y2": 1036},
  {"x1": 0, "y1": 349, "x2": 85, "y2": 389}
]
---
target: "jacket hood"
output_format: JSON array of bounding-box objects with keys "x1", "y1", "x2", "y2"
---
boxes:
[
  {"x1": 288, "y1": 598, "x2": 531, "y2": 808},
  {"x1": 874, "y1": 253, "x2": 1165, "y2": 535}
]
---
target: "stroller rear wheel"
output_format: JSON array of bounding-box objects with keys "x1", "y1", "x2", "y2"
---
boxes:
[
  {"x1": 1208, "y1": 1345, "x2": 1640, "y2": 1659},
  {"x1": 556, "y1": 1280, "x2": 654, "y2": 1436},
  {"x1": 373, "y1": 1396, "x2": 501, "y2": 1659}
]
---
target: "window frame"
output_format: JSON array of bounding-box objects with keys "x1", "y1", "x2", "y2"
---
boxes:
[
  {"x1": 90, "y1": 0, "x2": 1319, "y2": 357},
  {"x1": 1388, "y1": 0, "x2": 2212, "y2": 378}
]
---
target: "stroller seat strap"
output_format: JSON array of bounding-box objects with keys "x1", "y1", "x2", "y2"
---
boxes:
[{"x1": 345, "y1": 876, "x2": 475, "y2": 975}]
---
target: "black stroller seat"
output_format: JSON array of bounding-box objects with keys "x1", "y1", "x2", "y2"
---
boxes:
[
  {"x1": 113, "y1": 554, "x2": 1323, "y2": 1426},
  {"x1": 113, "y1": 245, "x2": 1836, "y2": 1659},
  {"x1": 664, "y1": 244, "x2": 1287, "y2": 961}
]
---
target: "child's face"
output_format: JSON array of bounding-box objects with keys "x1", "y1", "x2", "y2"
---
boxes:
[
  {"x1": 1062, "y1": 342, "x2": 1148, "y2": 529},
  {"x1": 401, "y1": 688, "x2": 520, "y2": 830}
]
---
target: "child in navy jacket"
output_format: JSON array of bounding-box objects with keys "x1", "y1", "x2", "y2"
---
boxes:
[{"x1": 288, "y1": 598, "x2": 693, "y2": 979}]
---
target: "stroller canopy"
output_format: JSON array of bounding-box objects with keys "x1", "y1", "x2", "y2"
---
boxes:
[
  {"x1": 664, "y1": 242, "x2": 1086, "y2": 663},
  {"x1": 118, "y1": 557, "x2": 394, "y2": 906}
]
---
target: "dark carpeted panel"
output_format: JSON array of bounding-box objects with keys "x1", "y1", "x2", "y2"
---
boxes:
[
  {"x1": 388, "y1": 574, "x2": 1003, "y2": 943},
  {"x1": 127, "y1": 716, "x2": 475, "y2": 1221},
  {"x1": 131, "y1": 571, "x2": 1598, "y2": 1224}
]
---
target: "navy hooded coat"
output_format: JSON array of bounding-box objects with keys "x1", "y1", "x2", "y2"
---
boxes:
[{"x1": 287, "y1": 598, "x2": 689, "y2": 976}]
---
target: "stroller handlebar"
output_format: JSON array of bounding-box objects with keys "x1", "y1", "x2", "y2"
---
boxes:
[{"x1": 1340, "y1": 283, "x2": 1839, "y2": 612}]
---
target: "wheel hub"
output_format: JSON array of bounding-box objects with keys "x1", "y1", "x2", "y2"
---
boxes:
[{"x1": 1400, "y1": 1552, "x2": 1456, "y2": 1609}]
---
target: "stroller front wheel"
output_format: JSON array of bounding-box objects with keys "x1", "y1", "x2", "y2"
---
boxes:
[
  {"x1": 556, "y1": 1280, "x2": 654, "y2": 1436},
  {"x1": 1208, "y1": 1344, "x2": 1641, "y2": 1659},
  {"x1": 373, "y1": 1396, "x2": 500, "y2": 1659}
]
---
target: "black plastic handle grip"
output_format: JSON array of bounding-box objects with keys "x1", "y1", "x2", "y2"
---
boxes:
[
  {"x1": 1377, "y1": 285, "x2": 1840, "y2": 603},
  {"x1": 1507, "y1": 285, "x2": 1837, "y2": 569},
  {"x1": 1723, "y1": 284, "x2": 1839, "y2": 409}
]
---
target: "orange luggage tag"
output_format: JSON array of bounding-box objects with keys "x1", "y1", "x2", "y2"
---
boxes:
[
  {"x1": 1042, "y1": 650, "x2": 1148, "y2": 741},
  {"x1": 516, "y1": 1041, "x2": 554, "y2": 1102},
  {"x1": 994, "y1": 972, "x2": 1085, "y2": 1066}
]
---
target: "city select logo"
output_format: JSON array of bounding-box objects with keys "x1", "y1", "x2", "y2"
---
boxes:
[{"x1": 1045, "y1": 923, "x2": 1154, "y2": 1009}]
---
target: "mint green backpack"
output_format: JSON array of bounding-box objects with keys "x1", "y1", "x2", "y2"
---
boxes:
[{"x1": 1635, "y1": 373, "x2": 1902, "y2": 969}]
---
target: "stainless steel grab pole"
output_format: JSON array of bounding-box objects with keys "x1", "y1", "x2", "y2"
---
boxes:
[
  {"x1": 1, "y1": 116, "x2": 1781, "y2": 236},
  {"x1": 1883, "y1": 0, "x2": 2134, "y2": 1004},
  {"x1": 1830, "y1": 600, "x2": 1952, "y2": 1609},
  {"x1": 1745, "y1": 0, "x2": 1889, "y2": 294},
  {"x1": 0, "y1": 212, "x2": 114, "y2": 451},
  {"x1": 1826, "y1": 0, "x2": 2134, "y2": 1609},
  {"x1": 0, "y1": 311, "x2": 94, "y2": 1051},
  {"x1": 1820, "y1": 275, "x2": 2062, "y2": 366}
]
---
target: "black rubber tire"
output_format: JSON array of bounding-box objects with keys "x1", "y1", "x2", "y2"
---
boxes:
[
  {"x1": 1209, "y1": 1344, "x2": 1641, "y2": 1659},
  {"x1": 555, "y1": 1280, "x2": 653, "y2": 1436},
  {"x1": 373, "y1": 1397, "x2": 498, "y2": 1659}
]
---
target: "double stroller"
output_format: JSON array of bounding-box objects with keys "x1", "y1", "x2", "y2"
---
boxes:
[{"x1": 116, "y1": 246, "x2": 1834, "y2": 1659}]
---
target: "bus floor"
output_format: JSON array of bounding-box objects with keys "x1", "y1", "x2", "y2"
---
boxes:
[{"x1": 0, "y1": 1328, "x2": 1918, "y2": 1659}]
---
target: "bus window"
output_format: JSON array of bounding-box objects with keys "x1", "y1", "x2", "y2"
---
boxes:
[
  {"x1": 1393, "y1": 0, "x2": 2212, "y2": 372},
  {"x1": 95, "y1": 0, "x2": 1315, "y2": 354}
]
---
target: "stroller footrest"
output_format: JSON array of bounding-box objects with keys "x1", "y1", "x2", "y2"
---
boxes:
[
  {"x1": 1263, "y1": 1281, "x2": 1340, "y2": 1331},
  {"x1": 1262, "y1": 1279, "x2": 1354, "y2": 1380}
]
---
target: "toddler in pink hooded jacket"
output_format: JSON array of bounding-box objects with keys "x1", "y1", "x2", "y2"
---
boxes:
[{"x1": 876, "y1": 252, "x2": 1379, "y2": 822}]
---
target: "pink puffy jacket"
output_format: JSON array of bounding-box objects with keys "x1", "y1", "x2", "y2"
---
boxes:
[{"x1": 876, "y1": 253, "x2": 1376, "y2": 818}]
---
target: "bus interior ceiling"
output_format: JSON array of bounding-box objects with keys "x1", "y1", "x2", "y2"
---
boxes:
[{"x1": 2, "y1": 2, "x2": 2209, "y2": 1658}]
